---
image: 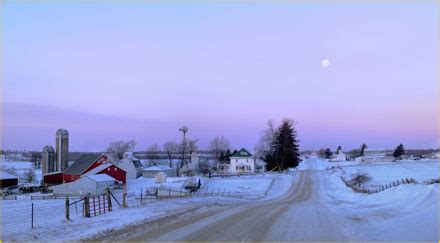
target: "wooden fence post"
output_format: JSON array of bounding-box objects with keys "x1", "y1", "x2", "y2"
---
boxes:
[
  {"x1": 123, "y1": 193, "x2": 127, "y2": 208},
  {"x1": 141, "y1": 187, "x2": 143, "y2": 205},
  {"x1": 107, "y1": 188, "x2": 112, "y2": 212},
  {"x1": 31, "y1": 203, "x2": 34, "y2": 229},
  {"x1": 65, "y1": 196, "x2": 70, "y2": 220},
  {"x1": 84, "y1": 196, "x2": 90, "y2": 218}
]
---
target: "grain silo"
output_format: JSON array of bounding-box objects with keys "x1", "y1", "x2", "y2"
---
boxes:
[
  {"x1": 56, "y1": 128, "x2": 69, "y2": 171},
  {"x1": 41, "y1": 145, "x2": 55, "y2": 174}
]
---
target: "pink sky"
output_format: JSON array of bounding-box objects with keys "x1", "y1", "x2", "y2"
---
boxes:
[{"x1": 2, "y1": 2, "x2": 439, "y2": 151}]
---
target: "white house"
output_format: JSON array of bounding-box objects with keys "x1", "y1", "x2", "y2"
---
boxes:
[
  {"x1": 225, "y1": 148, "x2": 267, "y2": 174},
  {"x1": 117, "y1": 152, "x2": 143, "y2": 179},
  {"x1": 50, "y1": 174, "x2": 115, "y2": 196}
]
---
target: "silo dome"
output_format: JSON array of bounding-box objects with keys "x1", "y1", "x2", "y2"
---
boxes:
[
  {"x1": 56, "y1": 128, "x2": 69, "y2": 136},
  {"x1": 42, "y1": 145, "x2": 55, "y2": 153}
]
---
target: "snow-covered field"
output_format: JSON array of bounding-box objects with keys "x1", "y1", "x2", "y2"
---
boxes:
[
  {"x1": 1, "y1": 161, "x2": 42, "y2": 184},
  {"x1": 0, "y1": 173, "x2": 293, "y2": 241}
]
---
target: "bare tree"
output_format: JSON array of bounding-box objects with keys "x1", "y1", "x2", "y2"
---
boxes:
[
  {"x1": 163, "y1": 141, "x2": 178, "y2": 168},
  {"x1": 208, "y1": 136, "x2": 231, "y2": 167},
  {"x1": 23, "y1": 168, "x2": 36, "y2": 183},
  {"x1": 146, "y1": 143, "x2": 161, "y2": 166},
  {"x1": 106, "y1": 140, "x2": 137, "y2": 160},
  {"x1": 255, "y1": 120, "x2": 277, "y2": 159}
]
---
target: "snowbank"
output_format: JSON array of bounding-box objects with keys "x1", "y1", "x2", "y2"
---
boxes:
[{"x1": 322, "y1": 159, "x2": 439, "y2": 241}]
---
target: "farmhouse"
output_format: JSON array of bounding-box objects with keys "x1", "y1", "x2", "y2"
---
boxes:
[
  {"x1": 63, "y1": 153, "x2": 126, "y2": 183},
  {"x1": 117, "y1": 152, "x2": 143, "y2": 179},
  {"x1": 221, "y1": 148, "x2": 267, "y2": 174},
  {"x1": 51, "y1": 174, "x2": 115, "y2": 196},
  {"x1": 0, "y1": 171, "x2": 18, "y2": 188}
]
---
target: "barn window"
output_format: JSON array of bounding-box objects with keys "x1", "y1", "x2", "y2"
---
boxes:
[
  {"x1": 107, "y1": 168, "x2": 110, "y2": 171},
  {"x1": 114, "y1": 167, "x2": 117, "y2": 171}
]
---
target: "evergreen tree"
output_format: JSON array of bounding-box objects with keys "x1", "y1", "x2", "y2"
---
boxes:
[
  {"x1": 219, "y1": 152, "x2": 225, "y2": 162},
  {"x1": 360, "y1": 143, "x2": 368, "y2": 156},
  {"x1": 325, "y1": 148, "x2": 333, "y2": 158},
  {"x1": 393, "y1": 144, "x2": 405, "y2": 158},
  {"x1": 336, "y1": 146, "x2": 342, "y2": 154},
  {"x1": 271, "y1": 119, "x2": 300, "y2": 171}
]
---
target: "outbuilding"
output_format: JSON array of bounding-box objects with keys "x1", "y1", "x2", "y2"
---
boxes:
[
  {"x1": 0, "y1": 171, "x2": 18, "y2": 188},
  {"x1": 117, "y1": 152, "x2": 143, "y2": 179},
  {"x1": 51, "y1": 174, "x2": 115, "y2": 196},
  {"x1": 142, "y1": 165, "x2": 174, "y2": 178}
]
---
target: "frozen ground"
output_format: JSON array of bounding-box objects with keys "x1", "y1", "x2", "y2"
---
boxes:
[
  {"x1": 0, "y1": 173, "x2": 293, "y2": 241},
  {"x1": 2, "y1": 158, "x2": 437, "y2": 241}
]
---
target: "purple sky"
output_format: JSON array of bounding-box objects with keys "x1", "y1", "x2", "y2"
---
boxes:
[{"x1": 3, "y1": 2, "x2": 439, "y2": 152}]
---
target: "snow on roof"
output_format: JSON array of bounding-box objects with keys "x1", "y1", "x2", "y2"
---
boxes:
[
  {"x1": 143, "y1": 165, "x2": 173, "y2": 171},
  {"x1": 0, "y1": 171, "x2": 18, "y2": 180},
  {"x1": 84, "y1": 174, "x2": 115, "y2": 182},
  {"x1": 83, "y1": 163, "x2": 113, "y2": 176}
]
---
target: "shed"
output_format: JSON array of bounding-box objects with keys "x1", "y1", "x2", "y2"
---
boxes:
[
  {"x1": 50, "y1": 174, "x2": 115, "y2": 196},
  {"x1": 0, "y1": 171, "x2": 18, "y2": 188},
  {"x1": 142, "y1": 165, "x2": 174, "y2": 178}
]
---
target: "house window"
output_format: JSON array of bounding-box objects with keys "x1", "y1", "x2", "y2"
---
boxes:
[
  {"x1": 236, "y1": 159, "x2": 238, "y2": 163},
  {"x1": 236, "y1": 166, "x2": 238, "y2": 170},
  {"x1": 114, "y1": 167, "x2": 117, "y2": 171},
  {"x1": 107, "y1": 168, "x2": 110, "y2": 171}
]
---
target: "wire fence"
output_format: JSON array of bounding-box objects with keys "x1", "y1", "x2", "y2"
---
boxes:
[{"x1": 341, "y1": 176, "x2": 418, "y2": 194}]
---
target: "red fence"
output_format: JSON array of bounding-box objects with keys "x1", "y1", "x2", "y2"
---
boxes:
[{"x1": 88, "y1": 195, "x2": 110, "y2": 217}]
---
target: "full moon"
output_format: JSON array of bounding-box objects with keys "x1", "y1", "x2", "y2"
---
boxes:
[{"x1": 322, "y1": 59, "x2": 330, "y2": 68}]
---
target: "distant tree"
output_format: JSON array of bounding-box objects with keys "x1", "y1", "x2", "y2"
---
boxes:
[
  {"x1": 177, "y1": 138, "x2": 198, "y2": 176},
  {"x1": 23, "y1": 168, "x2": 36, "y2": 183},
  {"x1": 270, "y1": 118, "x2": 300, "y2": 171},
  {"x1": 163, "y1": 141, "x2": 178, "y2": 168},
  {"x1": 208, "y1": 136, "x2": 231, "y2": 167},
  {"x1": 393, "y1": 143, "x2": 405, "y2": 159},
  {"x1": 255, "y1": 120, "x2": 277, "y2": 161},
  {"x1": 336, "y1": 146, "x2": 342, "y2": 154},
  {"x1": 360, "y1": 143, "x2": 368, "y2": 156},
  {"x1": 198, "y1": 158, "x2": 211, "y2": 175},
  {"x1": 325, "y1": 148, "x2": 333, "y2": 159},
  {"x1": 318, "y1": 148, "x2": 326, "y2": 158},
  {"x1": 224, "y1": 150, "x2": 232, "y2": 161},
  {"x1": 106, "y1": 140, "x2": 137, "y2": 160},
  {"x1": 146, "y1": 143, "x2": 161, "y2": 166},
  {"x1": 30, "y1": 152, "x2": 42, "y2": 168}
]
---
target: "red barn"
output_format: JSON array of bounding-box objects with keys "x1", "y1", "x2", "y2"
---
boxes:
[
  {"x1": 0, "y1": 171, "x2": 18, "y2": 188},
  {"x1": 63, "y1": 154, "x2": 126, "y2": 183},
  {"x1": 43, "y1": 171, "x2": 63, "y2": 186}
]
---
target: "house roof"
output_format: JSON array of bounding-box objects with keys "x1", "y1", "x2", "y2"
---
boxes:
[
  {"x1": 64, "y1": 153, "x2": 101, "y2": 175},
  {"x1": 0, "y1": 171, "x2": 18, "y2": 180},
  {"x1": 230, "y1": 148, "x2": 253, "y2": 158},
  {"x1": 84, "y1": 174, "x2": 115, "y2": 182}
]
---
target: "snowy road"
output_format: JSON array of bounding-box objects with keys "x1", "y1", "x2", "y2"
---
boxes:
[{"x1": 99, "y1": 170, "x2": 351, "y2": 241}]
